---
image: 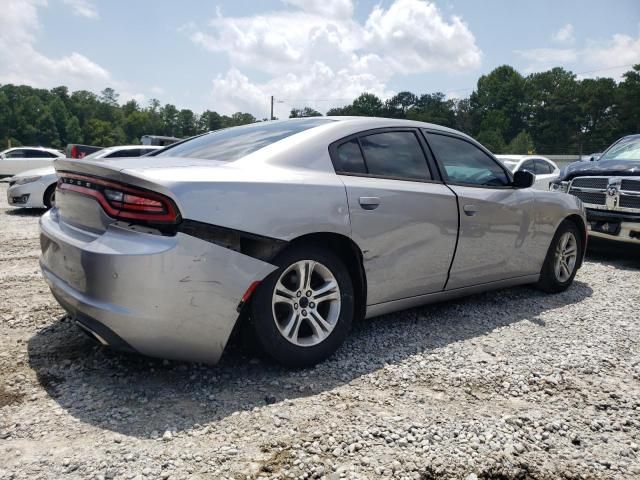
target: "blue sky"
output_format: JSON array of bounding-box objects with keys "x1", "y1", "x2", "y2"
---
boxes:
[{"x1": 2, "y1": 0, "x2": 639, "y2": 119}]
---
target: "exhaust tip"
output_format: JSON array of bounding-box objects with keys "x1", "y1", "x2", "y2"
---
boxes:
[{"x1": 75, "y1": 320, "x2": 109, "y2": 346}]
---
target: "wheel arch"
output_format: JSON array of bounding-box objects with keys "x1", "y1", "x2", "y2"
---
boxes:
[{"x1": 288, "y1": 232, "x2": 367, "y2": 322}]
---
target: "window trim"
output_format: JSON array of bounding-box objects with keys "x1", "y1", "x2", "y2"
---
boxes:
[
  {"x1": 421, "y1": 129, "x2": 516, "y2": 190},
  {"x1": 328, "y1": 127, "x2": 442, "y2": 184}
]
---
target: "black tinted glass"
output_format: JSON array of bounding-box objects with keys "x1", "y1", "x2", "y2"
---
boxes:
[
  {"x1": 535, "y1": 159, "x2": 553, "y2": 174},
  {"x1": 107, "y1": 149, "x2": 141, "y2": 158},
  {"x1": 359, "y1": 131, "x2": 430, "y2": 180},
  {"x1": 521, "y1": 160, "x2": 536, "y2": 173},
  {"x1": 335, "y1": 140, "x2": 367, "y2": 174},
  {"x1": 425, "y1": 133, "x2": 509, "y2": 187},
  {"x1": 156, "y1": 118, "x2": 333, "y2": 162}
]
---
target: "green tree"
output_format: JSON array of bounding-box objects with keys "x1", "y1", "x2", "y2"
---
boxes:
[
  {"x1": 525, "y1": 67, "x2": 581, "y2": 153},
  {"x1": 290, "y1": 107, "x2": 322, "y2": 118},
  {"x1": 506, "y1": 131, "x2": 535, "y2": 154},
  {"x1": 470, "y1": 65, "x2": 526, "y2": 143},
  {"x1": 476, "y1": 129, "x2": 506, "y2": 153}
]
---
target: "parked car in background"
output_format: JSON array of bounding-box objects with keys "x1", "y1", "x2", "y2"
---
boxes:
[
  {"x1": 141, "y1": 135, "x2": 181, "y2": 146},
  {"x1": 0, "y1": 147, "x2": 64, "y2": 176},
  {"x1": 551, "y1": 134, "x2": 640, "y2": 244},
  {"x1": 40, "y1": 118, "x2": 586, "y2": 368},
  {"x1": 496, "y1": 155, "x2": 560, "y2": 190},
  {"x1": 80, "y1": 144, "x2": 162, "y2": 160},
  {"x1": 7, "y1": 145, "x2": 162, "y2": 208},
  {"x1": 65, "y1": 144, "x2": 102, "y2": 159}
]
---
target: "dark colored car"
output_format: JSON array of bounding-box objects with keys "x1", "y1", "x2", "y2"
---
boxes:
[{"x1": 550, "y1": 134, "x2": 640, "y2": 243}]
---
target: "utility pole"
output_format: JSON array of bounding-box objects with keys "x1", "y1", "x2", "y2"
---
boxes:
[{"x1": 270, "y1": 95, "x2": 274, "y2": 121}]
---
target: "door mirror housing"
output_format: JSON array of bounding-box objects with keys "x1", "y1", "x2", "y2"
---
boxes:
[{"x1": 513, "y1": 170, "x2": 535, "y2": 189}]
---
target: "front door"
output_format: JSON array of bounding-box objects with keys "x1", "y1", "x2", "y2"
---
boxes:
[{"x1": 423, "y1": 131, "x2": 537, "y2": 290}]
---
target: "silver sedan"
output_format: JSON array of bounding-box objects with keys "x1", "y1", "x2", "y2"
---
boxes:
[{"x1": 39, "y1": 118, "x2": 586, "y2": 367}]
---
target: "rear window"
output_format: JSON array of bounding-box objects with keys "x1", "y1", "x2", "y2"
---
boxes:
[{"x1": 155, "y1": 118, "x2": 333, "y2": 161}]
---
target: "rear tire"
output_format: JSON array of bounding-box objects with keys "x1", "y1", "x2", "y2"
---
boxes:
[
  {"x1": 250, "y1": 244, "x2": 354, "y2": 368},
  {"x1": 536, "y1": 220, "x2": 582, "y2": 293},
  {"x1": 43, "y1": 184, "x2": 56, "y2": 209}
]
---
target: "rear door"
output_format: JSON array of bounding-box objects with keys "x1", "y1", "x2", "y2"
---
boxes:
[
  {"x1": 423, "y1": 131, "x2": 537, "y2": 290},
  {"x1": 331, "y1": 128, "x2": 459, "y2": 305}
]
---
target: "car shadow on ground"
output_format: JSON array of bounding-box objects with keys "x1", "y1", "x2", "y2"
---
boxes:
[
  {"x1": 585, "y1": 237, "x2": 640, "y2": 271},
  {"x1": 5, "y1": 207, "x2": 47, "y2": 217},
  {"x1": 27, "y1": 281, "x2": 593, "y2": 439}
]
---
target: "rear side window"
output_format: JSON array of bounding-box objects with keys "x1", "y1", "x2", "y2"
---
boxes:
[
  {"x1": 425, "y1": 132, "x2": 509, "y2": 187},
  {"x1": 359, "y1": 132, "x2": 430, "y2": 181},
  {"x1": 156, "y1": 118, "x2": 333, "y2": 162},
  {"x1": 335, "y1": 140, "x2": 367, "y2": 174}
]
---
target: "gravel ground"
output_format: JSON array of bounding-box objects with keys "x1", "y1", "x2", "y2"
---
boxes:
[{"x1": 0, "y1": 181, "x2": 639, "y2": 480}]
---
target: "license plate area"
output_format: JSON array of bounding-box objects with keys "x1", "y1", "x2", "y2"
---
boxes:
[{"x1": 590, "y1": 221, "x2": 621, "y2": 235}]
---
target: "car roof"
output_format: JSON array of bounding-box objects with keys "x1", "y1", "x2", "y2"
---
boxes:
[
  {"x1": 102, "y1": 145, "x2": 162, "y2": 151},
  {"x1": 3, "y1": 146, "x2": 62, "y2": 154}
]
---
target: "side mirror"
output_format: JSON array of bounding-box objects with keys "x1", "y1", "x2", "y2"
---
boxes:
[
  {"x1": 589, "y1": 155, "x2": 600, "y2": 162},
  {"x1": 513, "y1": 170, "x2": 535, "y2": 189}
]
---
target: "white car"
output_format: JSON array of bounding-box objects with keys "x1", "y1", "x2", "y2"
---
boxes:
[
  {"x1": 495, "y1": 155, "x2": 560, "y2": 190},
  {"x1": 0, "y1": 147, "x2": 64, "y2": 176},
  {"x1": 7, "y1": 145, "x2": 162, "y2": 208}
]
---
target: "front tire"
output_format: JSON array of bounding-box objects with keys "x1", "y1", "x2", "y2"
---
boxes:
[
  {"x1": 250, "y1": 244, "x2": 354, "y2": 368},
  {"x1": 43, "y1": 184, "x2": 56, "y2": 209},
  {"x1": 536, "y1": 220, "x2": 582, "y2": 293}
]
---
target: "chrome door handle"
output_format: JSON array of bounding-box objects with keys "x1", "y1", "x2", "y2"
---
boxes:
[
  {"x1": 359, "y1": 196, "x2": 381, "y2": 210},
  {"x1": 463, "y1": 204, "x2": 478, "y2": 216}
]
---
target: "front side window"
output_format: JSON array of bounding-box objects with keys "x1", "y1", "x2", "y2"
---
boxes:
[
  {"x1": 424, "y1": 133, "x2": 510, "y2": 187},
  {"x1": 535, "y1": 159, "x2": 553, "y2": 174},
  {"x1": 5, "y1": 150, "x2": 26, "y2": 158},
  {"x1": 520, "y1": 159, "x2": 536, "y2": 174},
  {"x1": 156, "y1": 118, "x2": 333, "y2": 162},
  {"x1": 359, "y1": 131, "x2": 430, "y2": 180}
]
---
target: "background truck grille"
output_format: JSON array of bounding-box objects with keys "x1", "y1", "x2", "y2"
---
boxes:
[
  {"x1": 619, "y1": 195, "x2": 640, "y2": 209},
  {"x1": 621, "y1": 179, "x2": 640, "y2": 192},
  {"x1": 569, "y1": 190, "x2": 606, "y2": 205},
  {"x1": 570, "y1": 177, "x2": 609, "y2": 189}
]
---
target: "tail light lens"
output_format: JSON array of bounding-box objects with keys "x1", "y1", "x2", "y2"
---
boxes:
[{"x1": 57, "y1": 173, "x2": 180, "y2": 224}]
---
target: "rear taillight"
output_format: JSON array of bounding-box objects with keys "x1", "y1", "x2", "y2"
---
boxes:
[{"x1": 57, "y1": 173, "x2": 180, "y2": 224}]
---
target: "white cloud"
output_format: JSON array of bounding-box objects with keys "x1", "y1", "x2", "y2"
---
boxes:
[
  {"x1": 62, "y1": 0, "x2": 98, "y2": 19},
  {"x1": 185, "y1": 0, "x2": 482, "y2": 115},
  {"x1": 364, "y1": 0, "x2": 482, "y2": 74},
  {"x1": 281, "y1": 0, "x2": 353, "y2": 18},
  {"x1": 0, "y1": 0, "x2": 111, "y2": 91},
  {"x1": 552, "y1": 23, "x2": 574, "y2": 44},
  {"x1": 517, "y1": 32, "x2": 640, "y2": 78}
]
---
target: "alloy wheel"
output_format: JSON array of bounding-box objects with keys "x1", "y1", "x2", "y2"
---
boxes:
[
  {"x1": 554, "y1": 231, "x2": 578, "y2": 282},
  {"x1": 271, "y1": 260, "x2": 341, "y2": 347}
]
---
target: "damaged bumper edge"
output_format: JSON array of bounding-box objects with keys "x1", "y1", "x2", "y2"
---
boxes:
[{"x1": 39, "y1": 210, "x2": 277, "y2": 364}]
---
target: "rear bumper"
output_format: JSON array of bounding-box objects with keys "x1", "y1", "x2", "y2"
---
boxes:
[
  {"x1": 586, "y1": 209, "x2": 640, "y2": 244},
  {"x1": 39, "y1": 209, "x2": 277, "y2": 364}
]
